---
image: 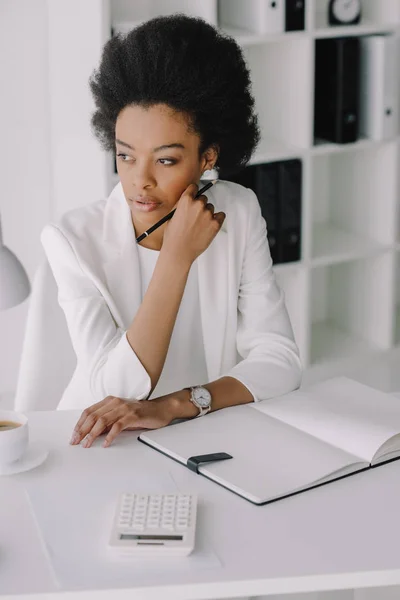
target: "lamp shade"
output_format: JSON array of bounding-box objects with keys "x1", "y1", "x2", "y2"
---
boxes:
[{"x1": 0, "y1": 214, "x2": 30, "y2": 310}]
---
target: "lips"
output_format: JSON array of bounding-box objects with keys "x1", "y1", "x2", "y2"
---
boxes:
[
  {"x1": 131, "y1": 196, "x2": 161, "y2": 205},
  {"x1": 130, "y1": 197, "x2": 163, "y2": 213}
]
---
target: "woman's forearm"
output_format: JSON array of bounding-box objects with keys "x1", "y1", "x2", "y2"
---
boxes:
[
  {"x1": 126, "y1": 249, "x2": 192, "y2": 394},
  {"x1": 153, "y1": 376, "x2": 255, "y2": 420}
]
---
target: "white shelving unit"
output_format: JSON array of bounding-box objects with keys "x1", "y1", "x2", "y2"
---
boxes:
[{"x1": 100, "y1": 0, "x2": 400, "y2": 379}]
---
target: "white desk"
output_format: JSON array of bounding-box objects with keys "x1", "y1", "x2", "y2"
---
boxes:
[{"x1": 2, "y1": 409, "x2": 400, "y2": 600}]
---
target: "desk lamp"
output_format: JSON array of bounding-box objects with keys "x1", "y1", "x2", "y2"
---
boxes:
[{"x1": 0, "y1": 213, "x2": 30, "y2": 309}]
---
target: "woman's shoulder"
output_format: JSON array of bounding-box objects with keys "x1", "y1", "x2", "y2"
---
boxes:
[
  {"x1": 41, "y1": 182, "x2": 126, "y2": 248},
  {"x1": 44, "y1": 198, "x2": 107, "y2": 240},
  {"x1": 211, "y1": 178, "x2": 259, "y2": 226}
]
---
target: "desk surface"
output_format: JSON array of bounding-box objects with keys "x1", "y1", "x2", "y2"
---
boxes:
[{"x1": 2, "y1": 409, "x2": 400, "y2": 600}]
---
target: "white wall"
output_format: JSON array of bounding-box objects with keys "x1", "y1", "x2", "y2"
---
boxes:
[
  {"x1": 0, "y1": 0, "x2": 52, "y2": 399},
  {"x1": 0, "y1": 0, "x2": 110, "y2": 402}
]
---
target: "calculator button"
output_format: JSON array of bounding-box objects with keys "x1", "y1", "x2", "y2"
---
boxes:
[
  {"x1": 133, "y1": 514, "x2": 145, "y2": 522},
  {"x1": 162, "y1": 515, "x2": 173, "y2": 523}
]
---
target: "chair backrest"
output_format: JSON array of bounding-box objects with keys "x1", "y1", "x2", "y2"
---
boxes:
[{"x1": 14, "y1": 257, "x2": 76, "y2": 411}]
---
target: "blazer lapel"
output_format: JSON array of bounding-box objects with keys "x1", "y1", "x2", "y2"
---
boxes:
[
  {"x1": 197, "y1": 228, "x2": 229, "y2": 382},
  {"x1": 102, "y1": 184, "x2": 143, "y2": 329}
]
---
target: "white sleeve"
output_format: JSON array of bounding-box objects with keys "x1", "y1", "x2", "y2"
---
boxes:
[
  {"x1": 41, "y1": 224, "x2": 151, "y2": 404},
  {"x1": 223, "y1": 188, "x2": 302, "y2": 401}
]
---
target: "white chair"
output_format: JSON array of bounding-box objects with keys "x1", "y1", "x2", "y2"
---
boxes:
[{"x1": 14, "y1": 256, "x2": 76, "y2": 411}]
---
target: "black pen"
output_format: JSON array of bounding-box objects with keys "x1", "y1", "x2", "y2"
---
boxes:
[{"x1": 136, "y1": 179, "x2": 219, "y2": 243}]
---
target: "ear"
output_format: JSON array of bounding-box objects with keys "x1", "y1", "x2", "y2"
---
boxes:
[{"x1": 201, "y1": 144, "x2": 219, "y2": 173}]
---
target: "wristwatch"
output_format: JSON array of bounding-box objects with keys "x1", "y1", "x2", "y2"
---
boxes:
[{"x1": 188, "y1": 386, "x2": 212, "y2": 418}]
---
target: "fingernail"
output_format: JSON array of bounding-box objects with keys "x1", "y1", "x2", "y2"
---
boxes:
[
  {"x1": 70, "y1": 433, "x2": 79, "y2": 445},
  {"x1": 82, "y1": 438, "x2": 90, "y2": 448}
]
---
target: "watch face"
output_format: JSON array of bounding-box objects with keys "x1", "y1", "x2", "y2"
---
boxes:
[
  {"x1": 192, "y1": 387, "x2": 211, "y2": 407},
  {"x1": 331, "y1": 0, "x2": 361, "y2": 23}
]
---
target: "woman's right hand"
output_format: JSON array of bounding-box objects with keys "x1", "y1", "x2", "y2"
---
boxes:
[{"x1": 161, "y1": 183, "x2": 226, "y2": 266}]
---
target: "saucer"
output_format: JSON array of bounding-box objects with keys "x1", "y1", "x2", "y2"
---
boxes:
[{"x1": 0, "y1": 442, "x2": 49, "y2": 476}]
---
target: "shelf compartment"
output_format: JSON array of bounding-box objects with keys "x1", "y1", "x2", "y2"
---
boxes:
[
  {"x1": 313, "y1": 0, "x2": 400, "y2": 33},
  {"x1": 313, "y1": 21, "x2": 398, "y2": 38},
  {"x1": 218, "y1": 0, "x2": 311, "y2": 36},
  {"x1": 395, "y1": 251, "x2": 400, "y2": 345},
  {"x1": 310, "y1": 255, "x2": 394, "y2": 366},
  {"x1": 219, "y1": 25, "x2": 308, "y2": 46},
  {"x1": 396, "y1": 304, "x2": 400, "y2": 346},
  {"x1": 310, "y1": 320, "x2": 377, "y2": 366},
  {"x1": 111, "y1": 0, "x2": 217, "y2": 27},
  {"x1": 243, "y1": 38, "x2": 314, "y2": 149},
  {"x1": 250, "y1": 139, "x2": 306, "y2": 165},
  {"x1": 311, "y1": 137, "x2": 380, "y2": 156},
  {"x1": 274, "y1": 263, "x2": 309, "y2": 364},
  {"x1": 311, "y1": 143, "x2": 398, "y2": 264},
  {"x1": 361, "y1": 0, "x2": 400, "y2": 25},
  {"x1": 311, "y1": 223, "x2": 387, "y2": 267}
]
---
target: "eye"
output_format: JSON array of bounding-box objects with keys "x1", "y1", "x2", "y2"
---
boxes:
[
  {"x1": 116, "y1": 153, "x2": 133, "y2": 162},
  {"x1": 158, "y1": 158, "x2": 177, "y2": 166}
]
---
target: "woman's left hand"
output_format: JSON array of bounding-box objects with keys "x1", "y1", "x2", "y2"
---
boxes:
[{"x1": 70, "y1": 396, "x2": 176, "y2": 448}]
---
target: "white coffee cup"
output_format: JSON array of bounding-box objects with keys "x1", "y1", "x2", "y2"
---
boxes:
[{"x1": 0, "y1": 410, "x2": 29, "y2": 467}]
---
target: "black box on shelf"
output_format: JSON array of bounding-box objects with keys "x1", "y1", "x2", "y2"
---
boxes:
[
  {"x1": 314, "y1": 37, "x2": 360, "y2": 144},
  {"x1": 279, "y1": 159, "x2": 302, "y2": 263},
  {"x1": 285, "y1": 0, "x2": 306, "y2": 31},
  {"x1": 223, "y1": 159, "x2": 302, "y2": 264}
]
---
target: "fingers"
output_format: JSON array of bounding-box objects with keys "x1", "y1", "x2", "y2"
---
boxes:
[
  {"x1": 185, "y1": 182, "x2": 199, "y2": 199},
  {"x1": 205, "y1": 202, "x2": 214, "y2": 215},
  {"x1": 80, "y1": 412, "x2": 118, "y2": 448},
  {"x1": 72, "y1": 396, "x2": 113, "y2": 436},
  {"x1": 70, "y1": 397, "x2": 122, "y2": 445},
  {"x1": 103, "y1": 420, "x2": 128, "y2": 448},
  {"x1": 213, "y1": 211, "x2": 226, "y2": 228}
]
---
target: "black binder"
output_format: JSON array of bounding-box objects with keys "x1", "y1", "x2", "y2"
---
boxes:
[
  {"x1": 224, "y1": 160, "x2": 302, "y2": 264},
  {"x1": 285, "y1": 0, "x2": 305, "y2": 31},
  {"x1": 223, "y1": 164, "x2": 279, "y2": 263},
  {"x1": 314, "y1": 37, "x2": 360, "y2": 144},
  {"x1": 256, "y1": 163, "x2": 280, "y2": 264},
  {"x1": 278, "y1": 159, "x2": 302, "y2": 263}
]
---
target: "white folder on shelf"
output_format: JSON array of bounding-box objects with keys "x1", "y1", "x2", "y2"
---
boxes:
[
  {"x1": 359, "y1": 34, "x2": 399, "y2": 141},
  {"x1": 219, "y1": 0, "x2": 285, "y2": 35}
]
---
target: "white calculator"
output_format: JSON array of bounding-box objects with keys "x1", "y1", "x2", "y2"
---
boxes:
[{"x1": 109, "y1": 493, "x2": 198, "y2": 556}]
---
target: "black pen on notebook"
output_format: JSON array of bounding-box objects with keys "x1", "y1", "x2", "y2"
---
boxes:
[{"x1": 136, "y1": 179, "x2": 218, "y2": 243}]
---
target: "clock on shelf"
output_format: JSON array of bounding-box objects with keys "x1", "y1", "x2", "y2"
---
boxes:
[{"x1": 328, "y1": 0, "x2": 362, "y2": 26}]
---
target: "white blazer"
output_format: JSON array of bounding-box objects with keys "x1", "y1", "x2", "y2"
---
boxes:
[{"x1": 41, "y1": 179, "x2": 302, "y2": 410}]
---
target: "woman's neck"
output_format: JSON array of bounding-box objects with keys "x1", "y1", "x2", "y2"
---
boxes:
[{"x1": 131, "y1": 213, "x2": 165, "y2": 251}]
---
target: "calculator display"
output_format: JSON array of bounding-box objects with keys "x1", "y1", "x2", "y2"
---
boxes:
[{"x1": 120, "y1": 534, "x2": 183, "y2": 541}]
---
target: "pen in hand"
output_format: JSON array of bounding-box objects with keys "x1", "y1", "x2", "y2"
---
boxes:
[{"x1": 135, "y1": 179, "x2": 218, "y2": 243}]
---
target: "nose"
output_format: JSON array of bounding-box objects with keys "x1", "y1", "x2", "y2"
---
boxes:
[{"x1": 132, "y1": 162, "x2": 156, "y2": 191}]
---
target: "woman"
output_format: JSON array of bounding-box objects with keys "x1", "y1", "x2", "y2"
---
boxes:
[{"x1": 41, "y1": 14, "x2": 302, "y2": 448}]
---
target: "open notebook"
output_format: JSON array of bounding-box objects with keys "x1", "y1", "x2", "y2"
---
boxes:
[{"x1": 139, "y1": 377, "x2": 400, "y2": 505}]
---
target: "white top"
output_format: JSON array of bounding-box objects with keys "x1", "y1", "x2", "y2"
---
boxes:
[{"x1": 137, "y1": 244, "x2": 208, "y2": 399}]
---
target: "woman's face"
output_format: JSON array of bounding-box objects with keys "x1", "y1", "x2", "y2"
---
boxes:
[{"x1": 115, "y1": 103, "x2": 216, "y2": 241}]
